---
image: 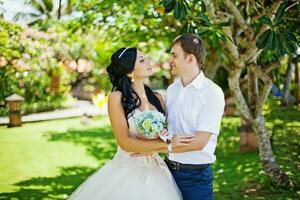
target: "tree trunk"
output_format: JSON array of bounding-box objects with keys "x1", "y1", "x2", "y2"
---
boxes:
[
  {"x1": 239, "y1": 117, "x2": 257, "y2": 152},
  {"x1": 228, "y1": 69, "x2": 252, "y2": 121},
  {"x1": 295, "y1": 61, "x2": 300, "y2": 104},
  {"x1": 282, "y1": 57, "x2": 294, "y2": 106},
  {"x1": 252, "y1": 114, "x2": 295, "y2": 187},
  {"x1": 58, "y1": 0, "x2": 62, "y2": 19},
  {"x1": 204, "y1": 49, "x2": 220, "y2": 80},
  {"x1": 204, "y1": 63, "x2": 220, "y2": 80},
  {"x1": 228, "y1": 68, "x2": 295, "y2": 187},
  {"x1": 67, "y1": 0, "x2": 72, "y2": 14}
]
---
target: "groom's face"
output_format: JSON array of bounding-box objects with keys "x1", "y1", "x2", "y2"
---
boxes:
[{"x1": 169, "y1": 43, "x2": 187, "y2": 76}]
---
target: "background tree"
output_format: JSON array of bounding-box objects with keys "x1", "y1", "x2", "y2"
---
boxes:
[
  {"x1": 159, "y1": 0, "x2": 299, "y2": 187},
  {"x1": 14, "y1": 0, "x2": 74, "y2": 25}
]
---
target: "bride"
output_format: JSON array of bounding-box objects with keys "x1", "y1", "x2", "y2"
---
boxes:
[{"x1": 67, "y1": 47, "x2": 194, "y2": 200}]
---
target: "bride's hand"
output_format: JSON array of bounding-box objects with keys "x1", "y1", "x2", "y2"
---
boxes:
[
  {"x1": 130, "y1": 152, "x2": 154, "y2": 157},
  {"x1": 158, "y1": 128, "x2": 169, "y2": 141},
  {"x1": 171, "y1": 134, "x2": 195, "y2": 148},
  {"x1": 160, "y1": 129, "x2": 168, "y2": 137}
]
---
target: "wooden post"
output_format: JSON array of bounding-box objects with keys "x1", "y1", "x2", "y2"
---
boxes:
[
  {"x1": 50, "y1": 75, "x2": 60, "y2": 93},
  {"x1": 5, "y1": 94, "x2": 24, "y2": 127}
]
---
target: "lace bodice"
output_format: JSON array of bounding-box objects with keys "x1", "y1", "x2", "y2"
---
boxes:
[
  {"x1": 114, "y1": 109, "x2": 159, "y2": 158},
  {"x1": 127, "y1": 109, "x2": 141, "y2": 137}
]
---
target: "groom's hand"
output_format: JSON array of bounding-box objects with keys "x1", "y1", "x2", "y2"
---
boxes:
[{"x1": 171, "y1": 134, "x2": 195, "y2": 148}]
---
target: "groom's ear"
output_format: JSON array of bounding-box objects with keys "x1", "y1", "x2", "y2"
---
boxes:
[{"x1": 186, "y1": 54, "x2": 196, "y2": 64}]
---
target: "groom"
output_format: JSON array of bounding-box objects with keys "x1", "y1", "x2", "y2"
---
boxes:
[{"x1": 165, "y1": 33, "x2": 225, "y2": 200}]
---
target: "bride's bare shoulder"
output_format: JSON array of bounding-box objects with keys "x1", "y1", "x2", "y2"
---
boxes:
[
  {"x1": 108, "y1": 91, "x2": 123, "y2": 112},
  {"x1": 108, "y1": 91, "x2": 122, "y2": 102}
]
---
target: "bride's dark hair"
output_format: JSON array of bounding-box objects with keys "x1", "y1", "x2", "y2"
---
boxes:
[{"x1": 106, "y1": 47, "x2": 164, "y2": 122}]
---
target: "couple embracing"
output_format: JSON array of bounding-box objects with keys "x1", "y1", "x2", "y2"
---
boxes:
[{"x1": 68, "y1": 33, "x2": 225, "y2": 200}]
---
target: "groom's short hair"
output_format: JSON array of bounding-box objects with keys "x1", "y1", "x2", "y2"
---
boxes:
[{"x1": 172, "y1": 33, "x2": 205, "y2": 69}]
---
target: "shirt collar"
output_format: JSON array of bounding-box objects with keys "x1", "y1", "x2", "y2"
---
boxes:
[{"x1": 175, "y1": 71, "x2": 205, "y2": 90}]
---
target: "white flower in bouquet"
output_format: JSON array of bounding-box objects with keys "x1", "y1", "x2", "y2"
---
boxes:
[{"x1": 134, "y1": 110, "x2": 167, "y2": 139}]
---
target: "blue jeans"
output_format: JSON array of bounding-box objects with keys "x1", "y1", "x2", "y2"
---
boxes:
[{"x1": 168, "y1": 165, "x2": 214, "y2": 200}]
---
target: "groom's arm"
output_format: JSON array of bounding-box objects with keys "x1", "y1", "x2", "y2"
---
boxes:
[
  {"x1": 173, "y1": 89, "x2": 225, "y2": 153},
  {"x1": 140, "y1": 132, "x2": 210, "y2": 154},
  {"x1": 172, "y1": 132, "x2": 211, "y2": 153}
]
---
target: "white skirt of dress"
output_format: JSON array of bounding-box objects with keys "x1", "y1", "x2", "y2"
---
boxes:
[{"x1": 68, "y1": 147, "x2": 182, "y2": 200}]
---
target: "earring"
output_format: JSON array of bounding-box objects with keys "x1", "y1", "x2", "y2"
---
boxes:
[{"x1": 128, "y1": 74, "x2": 134, "y2": 83}]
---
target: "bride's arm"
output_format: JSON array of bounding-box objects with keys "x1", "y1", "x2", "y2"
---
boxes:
[{"x1": 108, "y1": 91, "x2": 170, "y2": 153}]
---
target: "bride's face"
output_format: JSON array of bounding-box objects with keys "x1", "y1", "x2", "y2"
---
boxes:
[{"x1": 131, "y1": 50, "x2": 153, "y2": 79}]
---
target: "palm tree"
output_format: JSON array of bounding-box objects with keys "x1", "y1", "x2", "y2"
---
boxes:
[
  {"x1": 14, "y1": 0, "x2": 72, "y2": 25},
  {"x1": 58, "y1": 0, "x2": 72, "y2": 19},
  {"x1": 0, "y1": 0, "x2": 5, "y2": 17}
]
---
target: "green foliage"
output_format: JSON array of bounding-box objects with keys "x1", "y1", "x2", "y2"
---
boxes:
[
  {"x1": 256, "y1": 3, "x2": 299, "y2": 56},
  {"x1": 67, "y1": 0, "x2": 182, "y2": 90},
  {"x1": 0, "y1": 21, "x2": 23, "y2": 60},
  {"x1": 2, "y1": 0, "x2": 182, "y2": 112},
  {"x1": 160, "y1": 0, "x2": 175, "y2": 13},
  {"x1": 160, "y1": 0, "x2": 230, "y2": 49},
  {"x1": 0, "y1": 20, "x2": 73, "y2": 116},
  {"x1": 159, "y1": 0, "x2": 298, "y2": 61},
  {"x1": 160, "y1": 0, "x2": 188, "y2": 20},
  {"x1": 0, "y1": 63, "x2": 70, "y2": 116}
]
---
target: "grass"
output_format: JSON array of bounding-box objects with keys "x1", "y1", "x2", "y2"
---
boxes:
[
  {"x1": 214, "y1": 116, "x2": 300, "y2": 200},
  {"x1": 0, "y1": 117, "x2": 115, "y2": 199},
  {"x1": 0, "y1": 107, "x2": 299, "y2": 199}
]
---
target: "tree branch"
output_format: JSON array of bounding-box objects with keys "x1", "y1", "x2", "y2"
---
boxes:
[
  {"x1": 203, "y1": 0, "x2": 243, "y2": 69},
  {"x1": 285, "y1": 1, "x2": 299, "y2": 12},
  {"x1": 203, "y1": 0, "x2": 218, "y2": 22},
  {"x1": 286, "y1": 17, "x2": 300, "y2": 22},
  {"x1": 248, "y1": 64, "x2": 259, "y2": 114},
  {"x1": 255, "y1": 1, "x2": 283, "y2": 39},
  {"x1": 228, "y1": 69, "x2": 253, "y2": 122},
  {"x1": 264, "y1": 60, "x2": 282, "y2": 73},
  {"x1": 242, "y1": 1, "x2": 282, "y2": 63},
  {"x1": 223, "y1": 0, "x2": 254, "y2": 39},
  {"x1": 250, "y1": 65, "x2": 272, "y2": 115},
  {"x1": 222, "y1": 27, "x2": 244, "y2": 68}
]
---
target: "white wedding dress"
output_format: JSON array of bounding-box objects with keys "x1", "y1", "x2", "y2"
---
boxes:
[{"x1": 68, "y1": 109, "x2": 182, "y2": 200}]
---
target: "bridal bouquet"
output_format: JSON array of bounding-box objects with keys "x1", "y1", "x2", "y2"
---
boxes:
[{"x1": 134, "y1": 110, "x2": 167, "y2": 139}]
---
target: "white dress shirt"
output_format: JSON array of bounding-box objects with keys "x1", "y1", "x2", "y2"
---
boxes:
[{"x1": 166, "y1": 71, "x2": 225, "y2": 164}]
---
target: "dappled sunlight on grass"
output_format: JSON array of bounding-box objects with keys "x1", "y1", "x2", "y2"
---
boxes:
[
  {"x1": 0, "y1": 110, "x2": 299, "y2": 199},
  {"x1": 0, "y1": 117, "x2": 115, "y2": 199},
  {"x1": 214, "y1": 114, "x2": 300, "y2": 199},
  {"x1": 44, "y1": 126, "x2": 117, "y2": 165}
]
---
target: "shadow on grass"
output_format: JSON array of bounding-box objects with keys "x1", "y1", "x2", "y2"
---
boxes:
[
  {"x1": 1, "y1": 113, "x2": 299, "y2": 200},
  {"x1": 213, "y1": 116, "x2": 300, "y2": 199},
  {"x1": 0, "y1": 166, "x2": 95, "y2": 200},
  {"x1": 45, "y1": 125, "x2": 117, "y2": 164},
  {"x1": 0, "y1": 125, "x2": 118, "y2": 200}
]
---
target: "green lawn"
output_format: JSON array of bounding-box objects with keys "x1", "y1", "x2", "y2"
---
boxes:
[{"x1": 0, "y1": 108, "x2": 299, "y2": 199}]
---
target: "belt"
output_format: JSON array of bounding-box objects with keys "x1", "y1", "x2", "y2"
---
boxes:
[{"x1": 165, "y1": 157, "x2": 210, "y2": 171}]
